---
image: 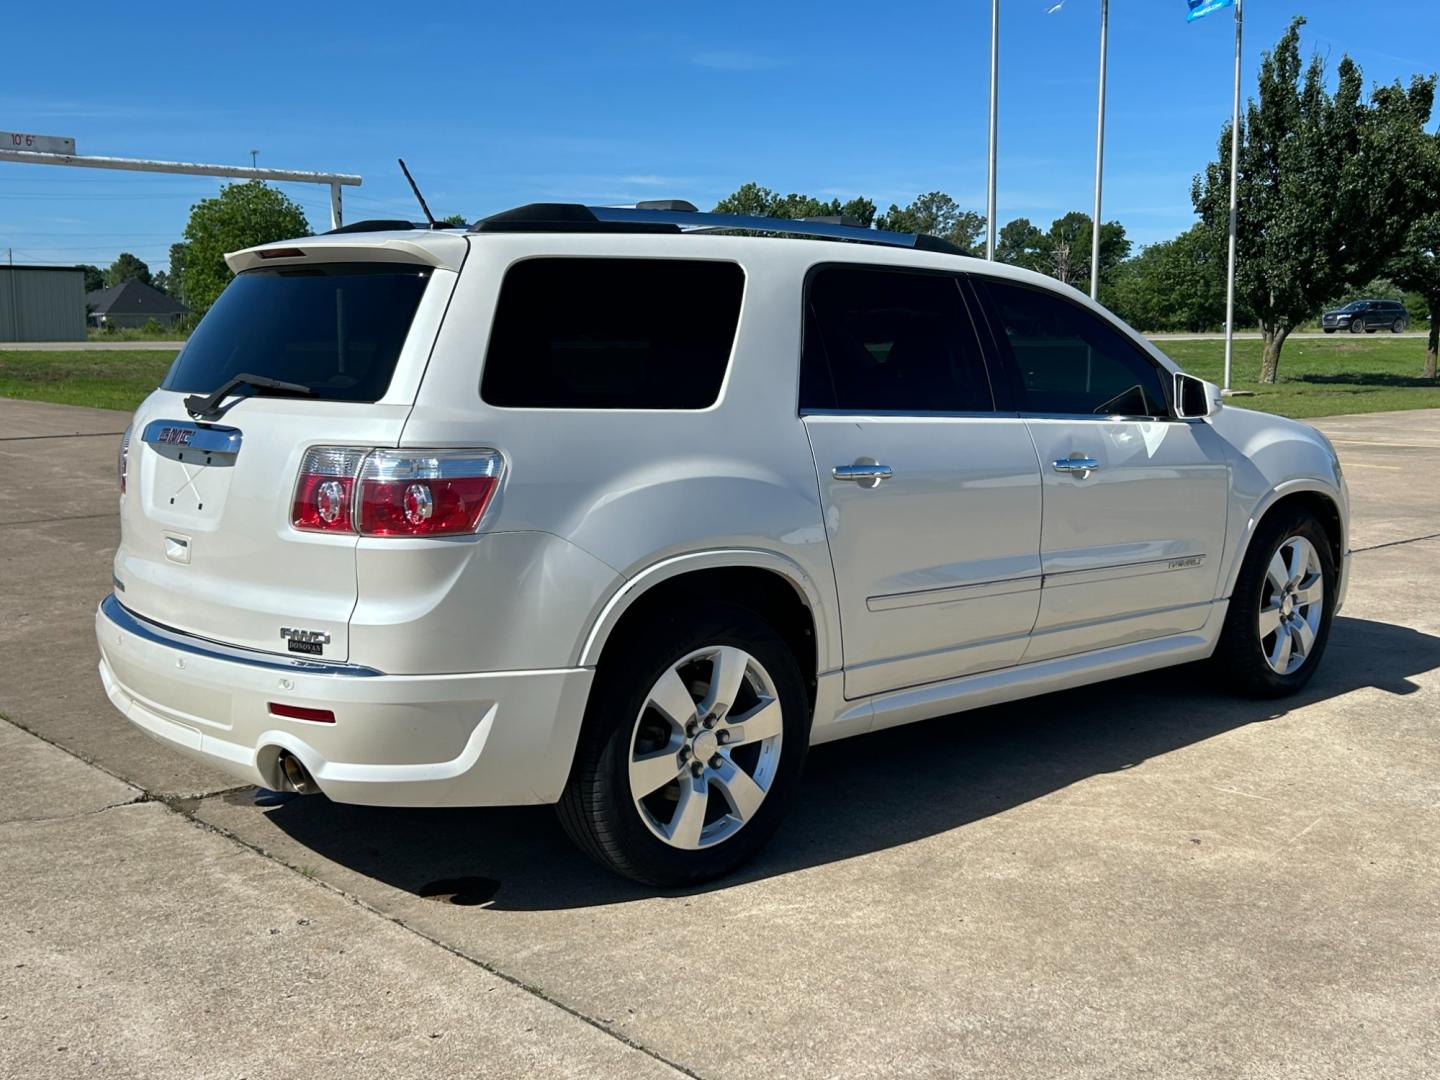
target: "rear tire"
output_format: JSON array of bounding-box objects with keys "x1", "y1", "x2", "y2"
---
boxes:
[
  {"x1": 1323, "y1": 328, "x2": 1336, "y2": 334},
  {"x1": 557, "y1": 603, "x2": 809, "y2": 886},
  {"x1": 1393, "y1": 318, "x2": 1406, "y2": 333},
  {"x1": 1212, "y1": 508, "x2": 1336, "y2": 698}
]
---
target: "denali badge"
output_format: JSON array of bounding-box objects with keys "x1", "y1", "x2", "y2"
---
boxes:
[{"x1": 281, "y1": 627, "x2": 331, "y2": 655}]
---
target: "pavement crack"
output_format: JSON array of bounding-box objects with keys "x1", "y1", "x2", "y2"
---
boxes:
[
  {"x1": 10, "y1": 793, "x2": 150, "y2": 825},
  {"x1": 168, "y1": 805, "x2": 708, "y2": 1080},
  {"x1": 0, "y1": 512, "x2": 117, "y2": 529},
  {"x1": 1350, "y1": 532, "x2": 1440, "y2": 553}
]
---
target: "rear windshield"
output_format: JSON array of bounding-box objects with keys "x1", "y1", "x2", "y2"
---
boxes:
[
  {"x1": 481, "y1": 257, "x2": 744, "y2": 409},
  {"x1": 163, "y1": 263, "x2": 431, "y2": 402}
]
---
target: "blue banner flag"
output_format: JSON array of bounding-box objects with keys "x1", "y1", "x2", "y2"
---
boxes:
[{"x1": 1187, "y1": 0, "x2": 1234, "y2": 20}]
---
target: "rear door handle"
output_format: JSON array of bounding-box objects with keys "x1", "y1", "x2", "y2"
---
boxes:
[
  {"x1": 1052, "y1": 456, "x2": 1101, "y2": 475},
  {"x1": 833, "y1": 463, "x2": 893, "y2": 486}
]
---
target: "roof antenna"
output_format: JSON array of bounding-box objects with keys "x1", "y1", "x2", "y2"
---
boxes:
[{"x1": 397, "y1": 158, "x2": 437, "y2": 228}]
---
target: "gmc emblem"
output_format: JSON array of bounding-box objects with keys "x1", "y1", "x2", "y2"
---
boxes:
[{"x1": 156, "y1": 427, "x2": 195, "y2": 447}]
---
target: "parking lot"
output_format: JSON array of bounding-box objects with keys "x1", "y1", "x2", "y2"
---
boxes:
[{"x1": 2, "y1": 396, "x2": 1438, "y2": 1078}]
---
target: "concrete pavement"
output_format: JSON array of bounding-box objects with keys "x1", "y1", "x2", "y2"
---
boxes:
[
  {"x1": 0, "y1": 340, "x2": 182, "y2": 351},
  {"x1": 2, "y1": 396, "x2": 1439, "y2": 1078}
]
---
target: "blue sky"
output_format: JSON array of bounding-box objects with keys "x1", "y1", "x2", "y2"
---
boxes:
[{"x1": 3, "y1": 1, "x2": 1437, "y2": 273}]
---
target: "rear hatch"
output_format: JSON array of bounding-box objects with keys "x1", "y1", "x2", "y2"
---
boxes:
[{"x1": 115, "y1": 248, "x2": 459, "y2": 661}]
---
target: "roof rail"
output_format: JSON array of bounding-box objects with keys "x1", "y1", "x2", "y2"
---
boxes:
[{"x1": 469, "y1": 203, "x2": 969, "y2": 255}]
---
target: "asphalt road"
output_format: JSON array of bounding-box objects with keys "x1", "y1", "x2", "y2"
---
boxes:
[{"x1": 2, "y1": 397, "x2": 1438, "y2": 1078}]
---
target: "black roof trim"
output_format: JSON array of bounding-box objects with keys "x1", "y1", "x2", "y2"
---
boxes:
[
  {"x1": 473, "y1": 203, "x2": 680, "y2": 235},
  {"x1": 468, "y1": 202, "x2": 971, "y2": 256}
]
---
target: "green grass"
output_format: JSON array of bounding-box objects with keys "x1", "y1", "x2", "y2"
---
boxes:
[
  {"x1": 0, "y1": 350, "x2": 175, "y2": 412},
  {"x1": 87, "y1": 326, "x2": 190, "y2": 342},
  {"x1": 0, "y1": 336, "x2": 1436, "y2": 419},
  {"x1": 1158, "y1": 336, "x2": 1438, "y2": 418}
]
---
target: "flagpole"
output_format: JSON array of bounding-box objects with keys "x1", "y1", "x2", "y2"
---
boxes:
[
  {"x1": 1222, "y1": 0, "x2": 1242, "y2": 391},
  {"x1": 1089, "y1": 0, "x2": 1109, "y2": 300},
  {"x1": 986, "y1": 0, "x2": 999, "y2": 260}
]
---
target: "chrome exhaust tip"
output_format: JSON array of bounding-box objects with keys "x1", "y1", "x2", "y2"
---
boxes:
[{"x1": 275, "y1": 750, "x2": 321, "y2": 795}]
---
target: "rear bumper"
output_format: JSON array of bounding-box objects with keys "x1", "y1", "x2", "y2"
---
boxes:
[{"x1": 95, "y1": 595, "x2": 594, "y2": 807}]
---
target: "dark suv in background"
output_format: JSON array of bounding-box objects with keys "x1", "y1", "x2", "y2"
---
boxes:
[{"x1": 1321, "y1": 299, "x2": 1409, "y2": 333}]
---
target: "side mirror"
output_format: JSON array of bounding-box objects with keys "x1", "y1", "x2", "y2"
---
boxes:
[{"x1": 1174, "y1": 372, "x2": 1221, "y2": 419}]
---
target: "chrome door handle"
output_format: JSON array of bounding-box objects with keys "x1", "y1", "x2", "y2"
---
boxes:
[
  {"x1": 1052, "y1": 456, "x2": 1101, "y2": 475},
  {"x1": 833, "y1": 463, "x2": 893, "y2": 485}
]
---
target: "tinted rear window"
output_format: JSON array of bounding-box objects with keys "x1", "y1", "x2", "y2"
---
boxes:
[
  {"x1": 481, "y1": 258, "x2": 744, "y2": 409},
  {"x1": 163, "y1": 264, "x2": 431, "y2": 402}
]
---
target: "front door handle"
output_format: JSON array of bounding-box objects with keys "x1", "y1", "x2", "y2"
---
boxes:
[
  {"x1": 833, "y1": 463, "x2": 893, "y2": 487},
  {"x1": 1052, "y1": 456, "x2": 1101, "y2": 476}
]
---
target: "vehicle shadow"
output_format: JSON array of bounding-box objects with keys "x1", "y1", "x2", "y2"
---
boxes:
[{"x1": 252, "y1": 615, "x2": 1440, "y2": 910}]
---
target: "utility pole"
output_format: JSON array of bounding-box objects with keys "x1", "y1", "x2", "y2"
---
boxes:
[
  {"x1": 250, "y1": 149, "x2": 259, "y2": 168},
  {"x1": 1089, "y1": 0, "x2": 1109, "y2": 300},
  {"x1": 986, "y1": 0, "x2": 999, "y2": 260},
  {"x1": 1222, "y1": 0, "x2": 1243, "y2": 392}
]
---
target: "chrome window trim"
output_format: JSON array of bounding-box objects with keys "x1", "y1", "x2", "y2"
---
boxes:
[
  {"x1": 1017, "y1": 411, "x2": 1195, "y2": 424},
  {"x1": 99, "y1": 594, "x2": 383, "y2": 677},
  {"x1": 800, "y1": 408, "x2": 1017, "y2": 420}
]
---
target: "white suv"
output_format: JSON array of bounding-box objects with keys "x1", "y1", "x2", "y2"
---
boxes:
[{"x1": 97, "y1": 202, "x2": 1349, "y2": 885}]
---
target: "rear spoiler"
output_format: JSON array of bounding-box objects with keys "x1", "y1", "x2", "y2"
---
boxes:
[{"x1": 227, "y1": 232, "x2": 468, "y2": 274}]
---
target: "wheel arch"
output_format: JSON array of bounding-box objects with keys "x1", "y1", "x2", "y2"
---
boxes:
[
  {"x1": 1223, "y1": 483, "x2": 1346, "y2": 600},
  {"x1": 578, "y1": 550, "x2": 834, "y2": 709}
]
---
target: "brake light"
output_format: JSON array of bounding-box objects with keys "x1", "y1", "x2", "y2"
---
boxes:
[
  {"x1": 290, "y1": 447, "x2": 503, "y2": 536},
  {"x1": 117, "y1": 424, "x2": 132, "y2": 494},
  {"x1": 357, "y1": 449, "x2": 503, "y2": 536},
  {"x1": 291, "y1": 447, "x2": 367, "y2": 532}
]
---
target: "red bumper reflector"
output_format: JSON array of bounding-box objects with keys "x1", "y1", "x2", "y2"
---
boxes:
[{"x1": 268, "y1": 703, "x2": 336, "y2": 724}]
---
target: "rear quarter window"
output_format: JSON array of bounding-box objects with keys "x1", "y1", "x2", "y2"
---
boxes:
[
  {"x1": 481, "y1": 257, "x2": 744, "y2": 409},
  {"x1": 163, "y1": 263, "x2": 431, "y2": 403}
]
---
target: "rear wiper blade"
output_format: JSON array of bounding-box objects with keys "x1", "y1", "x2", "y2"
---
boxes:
[{"x1": 184, "y1": 372, "x2": 313, "y2": 420}]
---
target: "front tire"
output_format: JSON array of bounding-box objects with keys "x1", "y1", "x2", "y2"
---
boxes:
[
  {"x1": 558, "y1": 604, "x2": 809, "y2": 886},
  {"x1": 1349, "y1": 319, "x2": 1364, "y2": 334},
  {"x1": 1212, "y1": 508, "x2": 1336, "y2": 698},
  {"x1": 1323, "y1": 328, "x2": 1336, "y2": 334}
]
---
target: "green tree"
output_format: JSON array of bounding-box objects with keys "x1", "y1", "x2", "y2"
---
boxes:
[
  {"x1": 995, "y1": 217, "x2": 1047, "y2": 272},
  {"x1": 1193, "y1": 17, "x2": 1437, "y2": 383},
  {"x1": 103, "y1": 252, "x2": 151, "y2": 287},
  {"x1": 75, "y1": 264, "x2": 104, "y2": 293},
  {"x1": 1105, "y1": 224, "x2": 1243, "y2": 333},
  {"x1": 876, "y1": 192, "x2": 985, "y2": 253},
  {"x1": 181, "y1": 181, "x2": 311, "y2": 315},
  {"x1": 712, "y1": 183, "x2": 876, "y2": 226},
  {"x1": 440, "y1": 213, "x2": 468, "y2": 226},
  {"x1": 1388, "y1": 213, "x2": 1440, "y2": 380},
  {"x1": 152, "y1": 270, "x2": 170, "y2": 294}
]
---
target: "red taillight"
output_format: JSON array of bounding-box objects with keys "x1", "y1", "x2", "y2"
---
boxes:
[
  {"x1": 268, "y1": 703, "x2": 335, "y2": 723},
  {"x1": 117, "y1": 424, "x2": 132, "y2": 494},
  {"x1": 291, "y1": 447, "x2": 368, "y2": 532},
  {"x1": 291, "y1": 447, "x2": 503, "y2": 536}
]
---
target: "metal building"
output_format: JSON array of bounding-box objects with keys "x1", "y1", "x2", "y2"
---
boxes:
[{"x1": 0, "y1": 264, "x2": 86, "y2": 342}]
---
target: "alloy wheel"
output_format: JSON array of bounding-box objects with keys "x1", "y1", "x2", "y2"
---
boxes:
[
  {"x1": 1258, "y1": 535, "x2": 1325, "y2": 676},
  {"x1": 627, "y1": 646, "x2": 784, "y2": 850}
]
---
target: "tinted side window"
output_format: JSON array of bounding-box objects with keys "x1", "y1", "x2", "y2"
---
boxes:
[
  {"x1": 982, "y1": 279, "x2": 1170, "y2": 418},
  {"x1": 801, "y1": 267, "x2": 992, "y2": 413},
  {"x1": 482, "y1": 258, "x2": 743, "y2": 409}
]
